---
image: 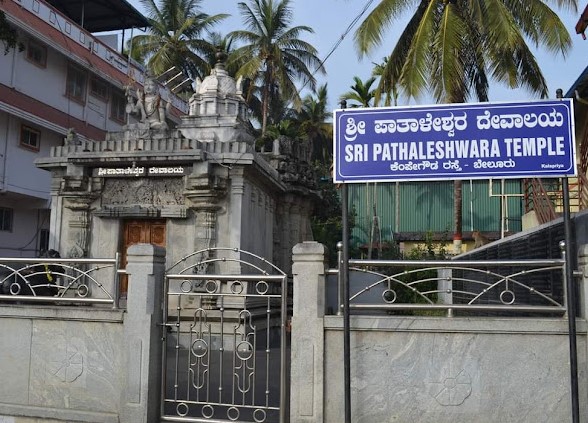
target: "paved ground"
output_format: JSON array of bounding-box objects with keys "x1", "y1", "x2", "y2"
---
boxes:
[{"x1": 162, "y1": 327, "x2": 290, "y2": 422}]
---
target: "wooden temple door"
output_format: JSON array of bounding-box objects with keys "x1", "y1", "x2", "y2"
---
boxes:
[{"x1": 120, "y1": 219, "x2": 166, "y2": 295}]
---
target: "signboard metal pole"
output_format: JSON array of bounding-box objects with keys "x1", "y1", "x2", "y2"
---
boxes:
[
  {"x1": 341, "y1": 184, "x2": 351, "y2": 423},
  {"x1": 562, "y1": 178, "x2": 579, "y2": 423}
]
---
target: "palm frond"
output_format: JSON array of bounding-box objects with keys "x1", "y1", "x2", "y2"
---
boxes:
[
  {"x1": 234, "y1": 0, "x2": 322, "y2": 135},
  {"x1": 399, "y1": 0, "x2": 436, "y2": 100},
  {"x1": 354, "y1": 0, "x2": 414, "y2": 56},
  {"x1": 357, "y1": 0, "x2": 571, "y2": 102},
  {"x1": 131, "y1": 0, "x2": 227, "y2": 80},
  {"x1": 431, "y1": 3, "x2": 468, "y2": 102}
]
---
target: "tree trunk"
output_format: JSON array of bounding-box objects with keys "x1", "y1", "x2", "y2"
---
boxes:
[
  {"x1": 261, "y1": 86, "x2": 269, "y2": 137},
  {"x1": 453, "y1": 179, "x2": 463, "y2": 254},
  {"x1": 261, "y1": 65, "x2": 273, "y2": 137}
]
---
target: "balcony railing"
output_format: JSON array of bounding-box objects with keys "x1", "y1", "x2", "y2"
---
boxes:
[{"x1": 524, "y1": 175, "x2": 588, "y2": 225}]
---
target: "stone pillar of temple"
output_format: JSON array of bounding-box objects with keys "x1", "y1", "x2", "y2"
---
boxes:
[
  {"x1": 63, "y1": 197, "x2": 92, "y2": 259},
  {"x1": 225, "y1": 167, "x2": 245, "y2": 274},
  {"x1": 56, "y1": 165, "x2": 99, "y2": 258},
  {"x1": 184, "y1": 161, "x2": 226, "y2": 267}
]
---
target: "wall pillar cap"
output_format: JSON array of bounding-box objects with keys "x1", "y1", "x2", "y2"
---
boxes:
[
  {"x1": 578, "y1": 244, "x2": 588, "y2": 258},
  {"x1": 293, "y1": 241, "x2": 327, "y2": 257}
]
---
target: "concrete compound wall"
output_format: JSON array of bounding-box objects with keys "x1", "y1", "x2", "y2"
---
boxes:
[
  {"x1": 291, "y1": 241, "x2": 588, "y2": 423},
  {"x1": 2, "y1": 241, "x2": 587, "y2": 423},
  {"x1": 323, "y1": 317, "x2": 586, "y2": 423},
  {"x1": 0, "y1": 244, "x2": 164, "y2": 423}
]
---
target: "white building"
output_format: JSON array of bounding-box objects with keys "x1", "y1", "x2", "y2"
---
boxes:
[{"x1": 0, "y1": 0, "x2": 185, "y2": 257}]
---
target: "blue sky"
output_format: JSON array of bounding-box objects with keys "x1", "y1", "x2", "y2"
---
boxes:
[{"x1": 129, "y1": 0, "x2": 588, "y2": 111}]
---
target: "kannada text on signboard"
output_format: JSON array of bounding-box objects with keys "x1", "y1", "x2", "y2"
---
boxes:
[{"x1": 333, "y1": 99, "x2": 576, "y2": 183}]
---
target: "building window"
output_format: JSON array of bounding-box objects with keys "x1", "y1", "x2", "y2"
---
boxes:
[
  {"x1": 0, "y1": 208, "x2": 13, "y2": 232},
  {"x1": 20, "y1": 125, "x2": 40, "y2": 151},
  {"x1": 90, "y1": 76, "x2": 108, "y2": 100},
  {"x1": 39, "y1": 228, "x2": 49, "y2": 252},
  {"x1": 66, "y1": 63, "x2": 87, "y2": 103},
  {"x1": 27, "y1": 39, "x2": 47, "y2": 68},
  {"x1": 110, "y1": 90, "x2": 126, "y2": 123}
]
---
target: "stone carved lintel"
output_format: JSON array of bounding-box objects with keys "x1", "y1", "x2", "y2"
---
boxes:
[
  {"x1": 185, "y1": 173, "x2": 227, "y2": 192},
  {"x1": 186, "y1": 199, "x2": 222, "y2": 211},
  {"x1": 184, "y1": 192, "x2": 224, "y2": 209},
  {"x1": 102, "y1": 179, "x2": 185, "y2": 206},
  {"x1": 63, "y1": 196, "x2": 95, "y2": 211}
]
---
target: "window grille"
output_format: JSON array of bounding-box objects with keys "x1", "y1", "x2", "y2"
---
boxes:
[
  {"x1": 66, "y1": 63, "x2": 87, "y2": 103},
  {"x1": 20, "y1": 125, "x2": 40, "y2": 151},
  {"x1": 90, "y1": 77, "x2": 108, "y2": 100},
  {"x1": 0, "y1": 208, "x2": 13, "y2": 232},
  {"x1": 110, "y1": 90, "x2": 126, "y2": 123},
  {"x1": 27, "y1": 39, "x2": 47, "y2": 67}
]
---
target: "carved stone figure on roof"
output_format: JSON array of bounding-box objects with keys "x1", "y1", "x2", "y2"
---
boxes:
[
  {"x1": 126, "y1": 75, "x2": 169, "y2": 131},
  {"x1": 189, "y1": 77, "x2": 202, "y2": 115},
  {"x1": 64, "y1": 127, "x2": 81, "y2": 146}
]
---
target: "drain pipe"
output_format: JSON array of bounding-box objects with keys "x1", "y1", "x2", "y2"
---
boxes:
[
  {"x1": 3, "y1": 43, "x2": 16, "y2": 193},
  {"x1": 1, "y1": 116, "x2": 10, "y2": 193}
]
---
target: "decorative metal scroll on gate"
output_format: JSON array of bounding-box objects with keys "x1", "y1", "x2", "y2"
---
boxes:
[{"x1": 161, "y1": 248, "x2": 288, "y2": 423}]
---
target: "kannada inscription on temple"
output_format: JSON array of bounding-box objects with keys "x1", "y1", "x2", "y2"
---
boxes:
[{"x1": 94, "y1": 166, "x2": 186, "y2": 177}]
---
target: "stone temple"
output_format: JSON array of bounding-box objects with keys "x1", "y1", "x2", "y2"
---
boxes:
[{"x1": 36, "y1": 56, "x2": 318, "y2": 285}]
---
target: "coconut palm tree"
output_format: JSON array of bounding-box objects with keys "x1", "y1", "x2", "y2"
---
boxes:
[
  {"x1": 230, "y1": 0, "x2": 325, "y2": 136},
  {"x1": 339, "y1": 76, "x2": 377, "y2": 108},
  {"x1": 354, "y1": 0, "x2": 576, "y2": 247},
  {"x1": 296, "y1": 84, "x2": 332, "y2": 162},
  {"x1": 129, "y1": 0, "x2": 228, "y2": 80},
  {"x1": 372, "y1": 57, "x2": 398, "y2": 107},
  {"x1": 355, "y1": 0, "x2": 575, "y2": 103}
]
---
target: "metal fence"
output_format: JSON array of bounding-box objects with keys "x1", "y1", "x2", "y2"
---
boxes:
[
  {"x1": 0, "y1": 255, "x2": 121, "y2": 307},
  {"x1": 327, "y1": 252, "x2": 571, "y2": 317}
]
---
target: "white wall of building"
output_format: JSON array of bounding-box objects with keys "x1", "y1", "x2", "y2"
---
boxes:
[
  {"x1": 0, "y1": 0, "x2": 187, "y2": 257},
  {"x1": 10, "y1": 42, "x2": 64, "y2": 103},
  {"x1": 1, "y1": 30, "x2": 131, "y2": 136},
  {"x1": 0, "y1": 195, "x2": 49, "y2": 258},
  {"x1": 0, "y1": 44, "x2": 16, "y2": 83},
  {"x1": 0, "y1": 112, "x2": 57, "y2": 199},
  {"x1": 0, "y1": 28, "x2": 105, "y2": 257}
]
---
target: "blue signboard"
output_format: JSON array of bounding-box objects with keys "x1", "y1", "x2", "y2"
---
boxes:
[{"x1": 333, "y1": 99, "x2": 576, "y2": 183}]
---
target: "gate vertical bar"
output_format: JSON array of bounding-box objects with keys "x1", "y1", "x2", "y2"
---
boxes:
[
  {"x1": 160, "y1": 274, "x2": 170, "y2": 419},
  {"x1": 113, "y1": 252, "x2": 120, "y2": 309},
  {"x1": 337, "y1": 242, "x2": 343, "y2": 316},
  {"x1": 563, "y1": 177, "x2": 579, "y2": 423},
  {"x1": 342, "y1": 184, "x2": 351, "y2": 423}
]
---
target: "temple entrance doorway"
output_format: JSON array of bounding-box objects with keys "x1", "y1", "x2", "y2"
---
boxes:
[{"x1": 120, "y1": 219, "x2": 166, "y2": 295}]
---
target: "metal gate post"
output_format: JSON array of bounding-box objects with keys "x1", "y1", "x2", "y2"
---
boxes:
[
  {"x1": 563, "y1": 177, "x2": 579, "y2": 423},
  {"x1": 342, "y1": 184, "x2": 351, "y2": 423}
]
